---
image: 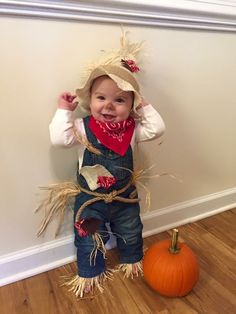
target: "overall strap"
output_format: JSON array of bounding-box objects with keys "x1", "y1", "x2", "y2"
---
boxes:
[{"x1": 83, "y1": 116, "x2": 99, "y2": 146}]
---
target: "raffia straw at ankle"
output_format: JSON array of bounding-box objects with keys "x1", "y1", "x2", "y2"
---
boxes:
[
  {"x1": 36, "y1": 182, "x2": 80, "y2": 237},
  {"x1": 61, "y1": 270, "x2": 113, "y2": 298},
  {"x1": 116, "y1": 261, "x2": 143, "y2": 279}
]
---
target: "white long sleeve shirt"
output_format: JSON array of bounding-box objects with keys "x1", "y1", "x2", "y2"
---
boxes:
[{"x1": 49, "y1": 104, "x2": 165, "y2": 169}]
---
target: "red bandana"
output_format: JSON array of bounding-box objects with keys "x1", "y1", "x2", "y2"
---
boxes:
[{"x1": 89, "y1": 116, "x2": 135, "y2": 156}]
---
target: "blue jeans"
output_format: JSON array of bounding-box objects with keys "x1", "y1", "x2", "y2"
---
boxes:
[{"x1": 74, "y1": 186, "x2": 143, "y2": 278}]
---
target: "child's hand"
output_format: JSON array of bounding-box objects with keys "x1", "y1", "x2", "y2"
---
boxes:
[{"x1": 58, "y1": 92, "x2": 78, "y2": 111}]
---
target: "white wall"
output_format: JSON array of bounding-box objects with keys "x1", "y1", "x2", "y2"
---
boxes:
[{"x1": 0, "y1": 15, "x2": 236, "y2": 260}]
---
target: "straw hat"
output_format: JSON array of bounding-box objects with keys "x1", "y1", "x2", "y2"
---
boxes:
[{"x1": 76, "y1": 31, "x2": 143, "y2": 113}]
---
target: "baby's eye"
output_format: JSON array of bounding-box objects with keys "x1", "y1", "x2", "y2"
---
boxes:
[
  {"x1": 97, "y1": 95, "x2": 105, "y2": 100},
  {"x1": 115, "y1": 98, "x2": 125, "y2": 103}
]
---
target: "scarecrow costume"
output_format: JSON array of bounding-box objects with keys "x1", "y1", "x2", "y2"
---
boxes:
[{"x1": 37, "y1": 31, "x2": 165, "y2": 297}]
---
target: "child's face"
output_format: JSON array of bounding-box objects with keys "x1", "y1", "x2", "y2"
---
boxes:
[{"x1": 90, "y1": 76, "x2": 133, "y2": 123}]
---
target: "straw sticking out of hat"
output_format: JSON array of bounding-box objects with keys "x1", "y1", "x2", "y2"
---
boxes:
[{"x1": 76, "y1": 30, "x2": 144, "y2": 113}]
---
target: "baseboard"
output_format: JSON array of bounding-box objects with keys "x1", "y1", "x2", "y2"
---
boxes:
[
  {"x1": 0, "y1": 236, "x2": 76, "y2": 287},
  {"x1": 1, "y1": 187, "x2": 236, "y2": 287},
  {"x1": 142, "y1": 187, "x2": 236, "y2": 237}
]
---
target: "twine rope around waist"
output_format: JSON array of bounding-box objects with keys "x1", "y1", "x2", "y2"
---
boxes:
[
  {"x1": 36, "y1": 171, "x2": 145, "y2": 237},
  {"x1": 75, "y1": 178, "x2": 139, "y2": 222}
]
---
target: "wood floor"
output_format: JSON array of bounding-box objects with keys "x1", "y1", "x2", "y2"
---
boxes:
[{"x1": 0, "y1": 208, "x2": 235, "y2": 314}]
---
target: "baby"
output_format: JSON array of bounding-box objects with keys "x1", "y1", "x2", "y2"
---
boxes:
[{"x1": 49, "y1": 34, "x2": 165, "y2": 297}]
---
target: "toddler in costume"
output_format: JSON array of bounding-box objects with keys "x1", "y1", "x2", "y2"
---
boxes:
[{"x1": 47, "y1": 32, "x2": 165, "y2": 297}]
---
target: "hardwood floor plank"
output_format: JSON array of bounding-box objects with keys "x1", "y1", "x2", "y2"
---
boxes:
[
  {"x1": 0, "y1": 281, "x2": 33, "y2": 314},
  {"x1": 185, "y1": 268, "x2": 236, "y2": 314},
  {"x1": 198, "y1": 209, "x2": 236, "y2": 249},
  {"x1": 179, "y1": 224, "x2": 236, "y2": 285},
  {"x1": 23, "y1": 272, "x2": 60, "y2": 314},
  {"x1": 120, "y1": 273, "x2": 168, "y2": 314}
]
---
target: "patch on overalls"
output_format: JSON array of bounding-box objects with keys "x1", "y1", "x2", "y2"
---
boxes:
[
  {"x1": 80, "y1": 165, "x2": 114, "y2": 190},
  {"x1": 75, "y1": 217, "x2": 102, "y2": 237}
]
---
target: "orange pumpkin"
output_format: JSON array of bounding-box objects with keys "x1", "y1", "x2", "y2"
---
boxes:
[{"x1": 143, "y1": 229, "x2": 199, "y2": 297}]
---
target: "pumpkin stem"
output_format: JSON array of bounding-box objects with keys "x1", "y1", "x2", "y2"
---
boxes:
[{"x1": 169, "y1": 228, "x2": 180, "y2": 254}]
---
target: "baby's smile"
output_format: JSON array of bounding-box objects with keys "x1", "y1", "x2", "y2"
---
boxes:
[{"x1": 101, "y1": 113, "x2": 116, "y2": 122}]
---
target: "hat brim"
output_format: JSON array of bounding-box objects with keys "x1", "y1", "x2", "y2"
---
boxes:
[{"x1": 76, "y1": 65, "x2": 141, "y2": 112}]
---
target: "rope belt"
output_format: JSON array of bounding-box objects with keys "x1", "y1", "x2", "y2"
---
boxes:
[{"x1": 75, "y1": 178, "x2": 140, "y2": 222}]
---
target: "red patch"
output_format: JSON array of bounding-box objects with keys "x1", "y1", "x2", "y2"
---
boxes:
[
  {"x1": 74, "y1": 219, "x2": 89, "y2": 237},
  {"x1": 97, "y1": 176, "x2": 117, "y2": 189}
]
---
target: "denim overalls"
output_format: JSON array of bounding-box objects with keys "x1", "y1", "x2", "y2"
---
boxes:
[{"x1": 74, "y1": 116, "x2": 143, "y2": 278}]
